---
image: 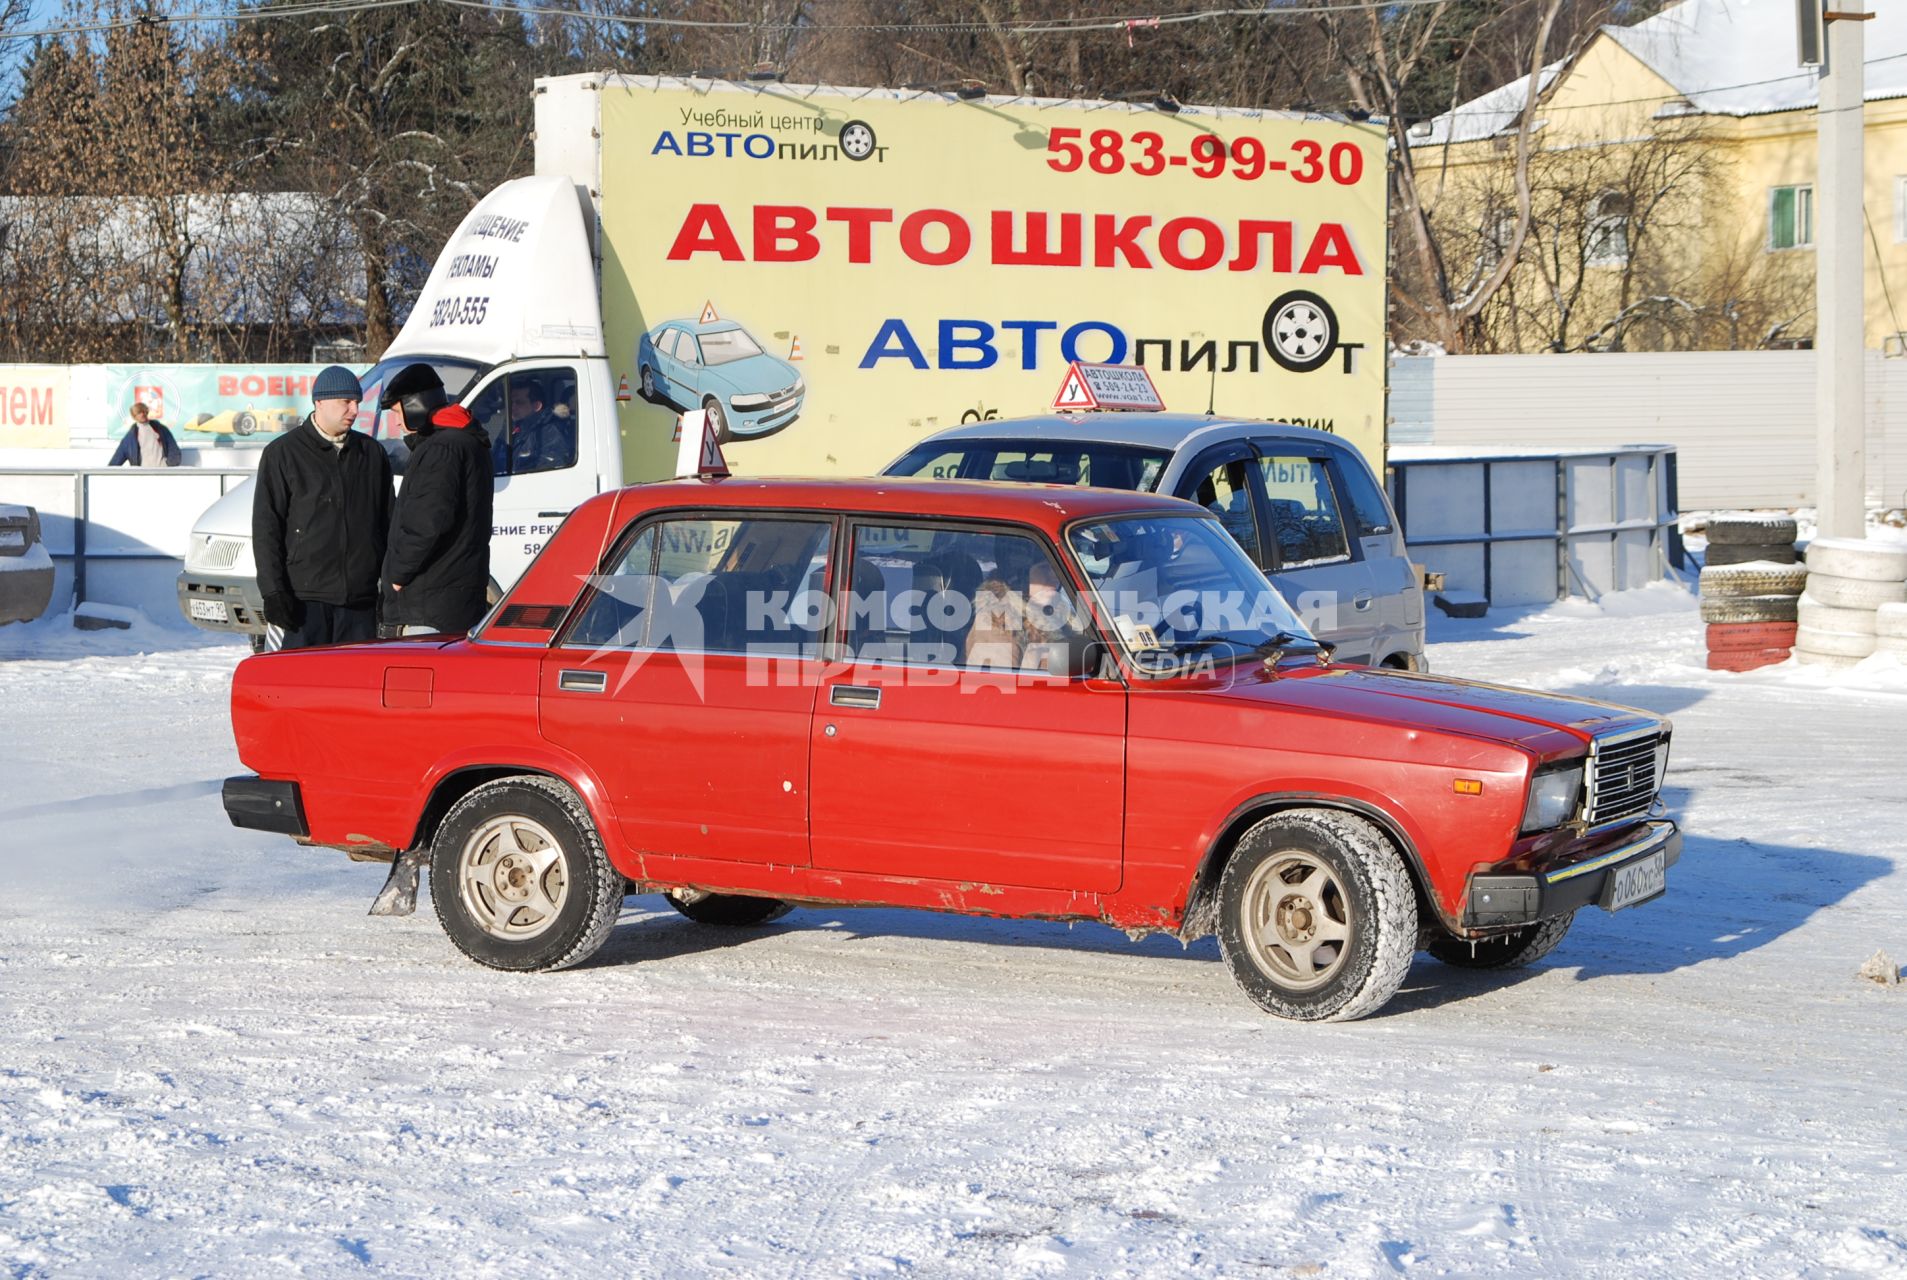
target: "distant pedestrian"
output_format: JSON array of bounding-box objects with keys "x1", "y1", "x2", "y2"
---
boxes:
[
  {"x1": 107, "y1": 401, "x2": 182, "y2": 467},
  {"x1": 252, "y1": 365, "x2": 392, "y2": 650},
  {"x1": 379, "y1": 363, "x2": 494, "y2": 637}
]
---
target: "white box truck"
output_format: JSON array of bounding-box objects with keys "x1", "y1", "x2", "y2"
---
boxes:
[{"x1": 179, "y1": 74, "x2": 1387, "y2": 640}]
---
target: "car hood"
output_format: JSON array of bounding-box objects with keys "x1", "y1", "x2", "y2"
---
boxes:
[
  {"x1": 704, "y1": 352, "x2": 797, "y2": 392},
  {"x1": 1213, "y1": 662, "x2": 1660, "y2": 753}
]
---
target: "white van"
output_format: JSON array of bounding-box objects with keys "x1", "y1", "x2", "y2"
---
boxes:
[{"x1": 176, "y1": 176, "x2": 623, "y2": 643}]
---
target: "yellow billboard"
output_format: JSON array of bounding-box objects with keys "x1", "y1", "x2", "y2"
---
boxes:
[{"x1": 599, "y1": 78, "x2": 1387, "y2": 483}]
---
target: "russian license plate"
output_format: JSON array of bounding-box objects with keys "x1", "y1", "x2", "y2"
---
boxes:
[
  {"x1": 1603, "y1": 849, "x2": 1667, "y2": 912},
  {"x1": 188, "y1": 598, "x2": 229, "y2": 623},
  {"x1": 0, "y1": 529, "x2": 23, "y2": 550}
]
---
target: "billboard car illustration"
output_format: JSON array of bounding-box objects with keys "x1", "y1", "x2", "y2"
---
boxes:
[
  {"x1": 183, "y1": 406, "x2": 303, "y2": 437},
  {"x1": 636, "y1": 319, "x2": 804, "y2": 443}
]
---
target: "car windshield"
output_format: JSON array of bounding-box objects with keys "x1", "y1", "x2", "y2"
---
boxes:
[
  {"x1": 1068, "y1": 514, "x2": 1319, "y2": 674},
  {"x1": 885, "y1": 440, "x2": 1171, "y2": 491},
  {"x1": 698, "y1": 328, "x2": 764, "y2": 366}
]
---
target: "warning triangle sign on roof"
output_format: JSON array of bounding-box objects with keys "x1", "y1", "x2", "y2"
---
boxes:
[
  {"x1": 1052, "y1": 364, "x2": 1099, "y2": 412},
  {"x1": 674, "y1": 409, "x2": 730, "y2": 479},
  {"x1": 699, "y1": 300, "x2": 721, "y2": 324}
]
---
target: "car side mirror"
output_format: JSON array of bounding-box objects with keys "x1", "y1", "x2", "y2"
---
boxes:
[{"x1": 1067, "y1": 634, "x2": 1112, "y2": 679}]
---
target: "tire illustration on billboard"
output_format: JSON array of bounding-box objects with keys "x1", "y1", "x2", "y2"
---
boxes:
[
  {"x1": 839, "y1": 120, "x2": 877, "y2": 160},
  {"x1": 635, "y1": 316, "x2": 806, "y2": 444},
  {"x1": 1263, "y1": 290, "x2": 1341, "y2": 373}
]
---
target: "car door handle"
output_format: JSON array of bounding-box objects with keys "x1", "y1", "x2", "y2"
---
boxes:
[
  {"x1": 559, "y1": 669, "x2": 607, "y2": 693},
  {"x1": 829, "y1": 684, "x2": 882, "y2": 710},
  {"x1": 1353, "y1": 594, "x2": 1374, "y2": 611}
]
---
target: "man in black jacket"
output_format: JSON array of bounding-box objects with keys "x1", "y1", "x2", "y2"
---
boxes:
[
  {"x1": 253, "y1": 366, "x2": 392, "y2": 649},
  {"x1": 380, "y1": 364, "x2": 494, "y2": 636}
]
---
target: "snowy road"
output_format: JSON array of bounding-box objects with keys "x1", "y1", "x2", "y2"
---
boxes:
[{"x1": 3, "y1": 593, "x2": 1905, "y2": 1277}]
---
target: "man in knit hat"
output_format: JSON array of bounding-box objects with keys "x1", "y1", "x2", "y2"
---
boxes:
[{"x1": 251, "y1": 365, "x2": 393, "y2": 650}]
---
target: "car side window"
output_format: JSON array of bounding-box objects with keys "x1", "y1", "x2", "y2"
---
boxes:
[
  {"x1": 1333, "y1": 452, "x2": 1396, "y2": 539},
  {"x1": 682, "y1": 337, "x2": 703, "y2": 367},
  {"x1": 657, "y1": 329, "x2": 680, "y2": 359},
  {"x1": 565, "y1": 516, "x2": 833, "y2": 656},
  {"x1": 1188, "y1": 459, "x2": 1263, "y2": 564},
  {"x1": 846, "y1": 524, "x2": 1084, "y2": 673},
  {"x1": 1255, "y1": 456, "x2": 1350, "y2": 566}
]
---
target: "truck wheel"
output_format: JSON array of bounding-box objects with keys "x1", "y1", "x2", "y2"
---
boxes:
[
  {"x1": 1429, "y1": 912, "x2": 1574, "y2": 969},
  {"x1": 1215, "y1": 809, "x2": 1417, "y2": 1022},
  {"x1": 703, "y1": 396, "x2": 732, "y2": 444},
  {"x1": 430, "y1": 776, "x2": 622, "y2": 972},
  {"x1": 665, "y1": 890, "x2": 794, "y2": 926}
]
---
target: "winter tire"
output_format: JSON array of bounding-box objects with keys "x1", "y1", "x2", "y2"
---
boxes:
[
  {"x1": 1794, "y1": 627, "x2": 1877, "y2": 659},
  {"x1": 1878, "y1": 602, "x2": 1907, "y2": 639},
  {"x1": 1705, "y1": 514, "x2": 1799, "y2": 547},
  {"x1": 1797, "y1": 594, "x2": 1876, "y2": 636},
  {"x1": 1803, "y1": 573, "x2": 1907, "y2": 611},
  {"x1": 1703, "y1": 542, "x2": 1797, "y2": 567},
  {"x1": 1262, "y1": 291, "x2": 1340, "y2": 374},
  {"x1": 1215, "y1": 809, "x2": 1416, "y2": 1022},
  {"x1": 665, "y1": 890, "x2": 794, "y2": 926},
  {"x1": 1805, "y1": 537, "x2": 1907, "y2": 583},
  {"x1": 1699, "y1": 563, "x2": 1808, "y2": 599},
  {"x1": 430, "y1": 775, "x2": 622, "y2": 972},
  {"x1": 1705, "y1": 621, "x2": 1797, "y2": 650},
  {"x1": 1428, "y1": 912, "x2": 1574, "y2": 969},
  {"x1": 1699, "y1": 593, "x2": 1798, "y2": 624}
]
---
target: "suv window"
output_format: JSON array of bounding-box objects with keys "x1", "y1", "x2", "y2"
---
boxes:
[
  {"x1": 1333, "y1": 451, "x2": 1396, "y2": 538},
  {"x1": 564, "y1": 516, "x2": 834, "y2": 656},
  {"x1": 845, "y1": 523, "x2": 1083, "y2": 673},
  {"x1": 1255, "y1": 456, "x2": 1350, "y2": 566},
  {"x1": 1188, "y1": 459, "x2": 1262, "y2": 564}
]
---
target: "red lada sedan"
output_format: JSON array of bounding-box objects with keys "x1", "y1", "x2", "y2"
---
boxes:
[{"x1": 224, "y1": 478, "x2": 1677, "y2": 1022}]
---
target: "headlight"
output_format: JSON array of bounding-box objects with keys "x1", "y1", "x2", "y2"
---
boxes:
[
  {"x1": 729, "y1": 392, "x2": 773, "y2": 410},
  {"x1": 1522, "y1": 762, "x2": 1584, "y2": 832}
]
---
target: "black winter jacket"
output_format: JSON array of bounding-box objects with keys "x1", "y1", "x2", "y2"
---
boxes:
[
  {"x1": 253, "y1": 417, "x2": 395, "y2": 609},
  {"x1": 381, "y1": 406, "x2": 494, "y2": 633}
]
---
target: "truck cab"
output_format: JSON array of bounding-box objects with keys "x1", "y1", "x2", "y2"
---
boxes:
[{"x1": 177, "y1": 176, "x2": 624, "y2": 642}]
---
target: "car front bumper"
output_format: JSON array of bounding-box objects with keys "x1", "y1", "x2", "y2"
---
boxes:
[
  {"x1": 178, "y1": 570, "x2": 267, "y2": 635},
  {"x1": 1462, "y1": 820, "x2": 1680, "y2": 928}
]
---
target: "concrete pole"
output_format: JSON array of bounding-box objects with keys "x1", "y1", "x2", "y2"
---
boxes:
[{"x1": 1816, "y1": 8, "x2": 1868, "y2": 539}]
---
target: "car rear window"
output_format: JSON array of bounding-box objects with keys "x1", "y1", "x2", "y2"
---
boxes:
[{"x1": 885, "y1": 441, "x2": 1170, "y2": 491}]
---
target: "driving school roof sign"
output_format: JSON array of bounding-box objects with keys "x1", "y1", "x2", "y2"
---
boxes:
[{"x1": 1052, "y1": 361, "x2": 1165, "y2": 413}]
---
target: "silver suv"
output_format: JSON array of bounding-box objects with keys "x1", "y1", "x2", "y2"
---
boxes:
[{"x1": 884, "y1": 413, "x2": 1424, "y2": 669}]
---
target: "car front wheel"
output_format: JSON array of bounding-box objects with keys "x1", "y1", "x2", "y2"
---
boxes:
[
  {"x1": 1428, "y1": 912, "x2": 1574, "y2": 969},
  {"x1": 430, "y1": 776, "x2": 622, "y2": 971},
  {"x1": 703, "y1": 396, "x2": 732, "y2": 445},
  {"x1": 1216, "y1": 809, "x2": 1417, "y2": 1021}
]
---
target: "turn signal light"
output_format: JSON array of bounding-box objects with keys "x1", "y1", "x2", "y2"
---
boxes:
[{"x1": 1453, "y1": 779, "x2": 1483, "y2": 795}]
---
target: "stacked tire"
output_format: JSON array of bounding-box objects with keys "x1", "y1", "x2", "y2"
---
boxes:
[
  {"x1": 1795, "y1": 538, "x2": 1907, "y2": 669},
  {"x1": 1699, "y1": 515, "x2": 1804, "y2": 672}
]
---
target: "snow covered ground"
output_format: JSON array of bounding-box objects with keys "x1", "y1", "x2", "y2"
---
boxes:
[{"x1": 3, "y1": 593, "x2": 1905, "y2": 1278}]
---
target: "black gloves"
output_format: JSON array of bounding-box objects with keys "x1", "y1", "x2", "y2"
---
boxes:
[{"x1": 263, "y1": 592, "x2": 302, "y2": 631}]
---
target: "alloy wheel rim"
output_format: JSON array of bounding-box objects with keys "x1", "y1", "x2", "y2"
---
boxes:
[
  {"x1": 459, "y1": 815, "x2": 569, "y2": 941},
  {"x1": 1240, "y1": 850, "x2": 1353, "y2": 990}
]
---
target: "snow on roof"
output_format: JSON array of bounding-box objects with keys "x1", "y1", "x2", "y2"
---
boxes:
[{"x1": 1413, "y1": 0, "x2": 1907, "y2": 147}]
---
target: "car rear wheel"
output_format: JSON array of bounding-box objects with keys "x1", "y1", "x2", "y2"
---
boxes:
[
  {"x1": 1216, "y1": 809, "x2": 1416, "y2": 1021},
  {"x1": 1428, "y1": 912, "x2": 1574, "y2": 969},
  {"x1": 665, "y1": 889, "x2": 794, "y2": 926},
  {"x1": 639, "y1": 365, "x2": 658, "y2": 401},
  {"x1": 430, "y1": 776, "x2": 622, "y2": 971}
]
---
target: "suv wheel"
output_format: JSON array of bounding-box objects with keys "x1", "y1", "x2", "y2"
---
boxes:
[
  {"x1": 1428, "y1": 912, "x2": 1574, "y2": 969},
  {"x1": 1216, "y1": 809, "x2": 1416, "y2": 1021},
  {"x1": 665, "y1": 890, "x2": 794, "y2": 926},
  {"x1": 430, "y1": 776, "x2": 622, "y2": 971}
]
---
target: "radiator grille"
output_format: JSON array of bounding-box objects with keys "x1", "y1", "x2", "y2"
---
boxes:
[{"x1": 1586, "y1": 731, "x2": 1662, "y2": 828}]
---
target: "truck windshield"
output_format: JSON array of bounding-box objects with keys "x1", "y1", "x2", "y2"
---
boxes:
[
  {"x1": 885, "y1": 440, "x2": 1171, "y2": 490},
  {"x1": 355, "y1": 356, "x2": 489, "y2": 442},
  {"x1": 1068, "y1": 515, "x2": 1318, "y2": 674},
  {"x1": 699, "y1": 328, "x2": 764, "y2": 366}
]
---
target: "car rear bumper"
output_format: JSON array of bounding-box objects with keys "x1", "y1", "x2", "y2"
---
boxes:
[
  {"x1": 223, "y1": 776, "x2": 309, "y2": 837},
  {"x1": 1463, "y1": 820, "x2": 1680, "y2": 928},
  {"x1": 179, "y1": 571, "x2": 267, "y2": 635}
]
